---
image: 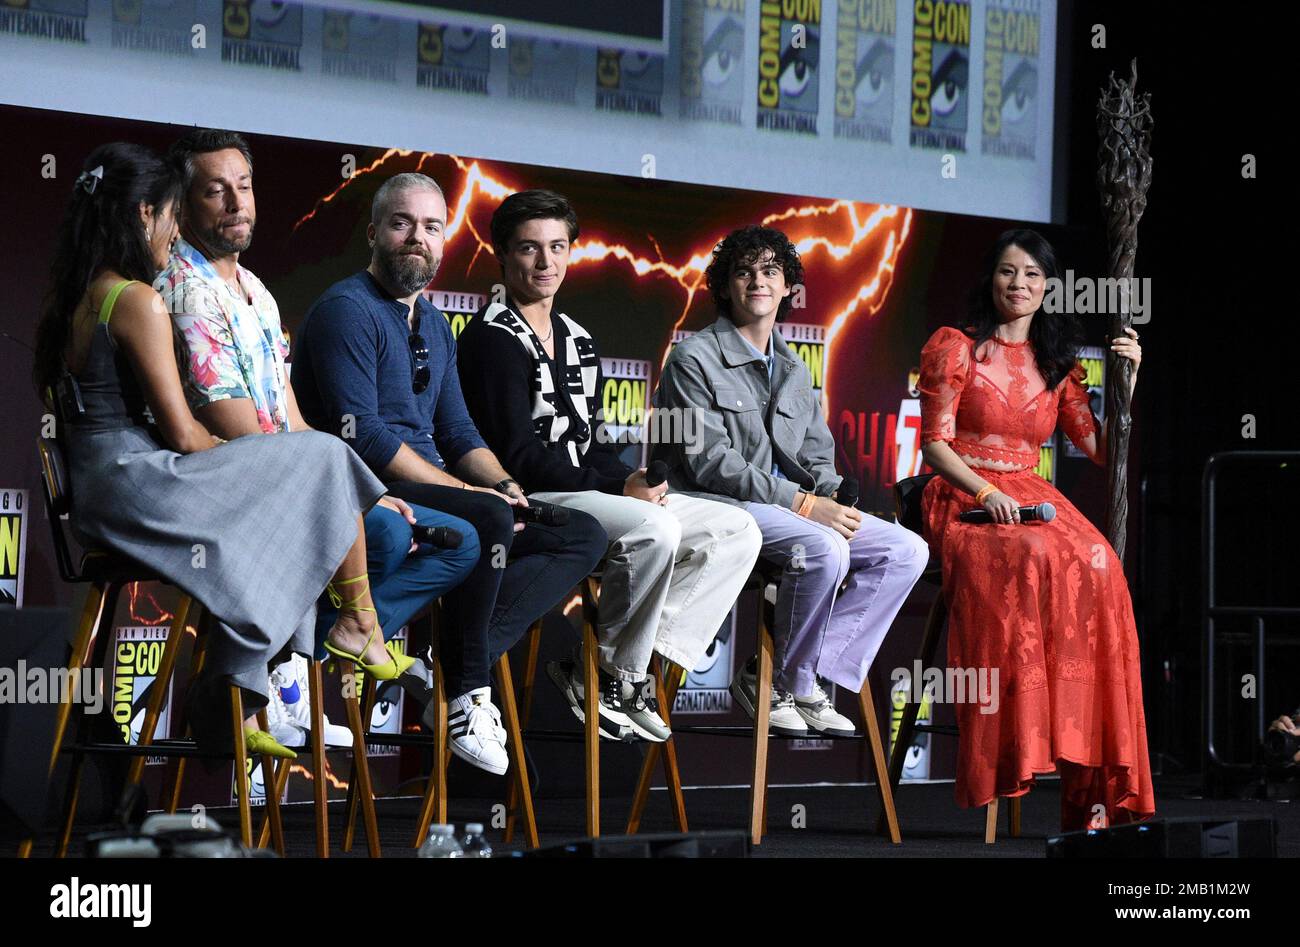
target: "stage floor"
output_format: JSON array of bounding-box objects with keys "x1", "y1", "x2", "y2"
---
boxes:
[{"x1": 41, "y1": 773, "x2": 1300, "y2": 858}]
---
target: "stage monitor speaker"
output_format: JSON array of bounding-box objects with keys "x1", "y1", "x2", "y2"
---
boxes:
[
  {"x1": 523, "y1": 830, "x2": 749, "y2": 858},
  {"x1": 1047, "y1": 817, "x2": 1276, "y2": 858},
  {"x1": 0, "y1": 606, "x2": 70, "y2": 838}
]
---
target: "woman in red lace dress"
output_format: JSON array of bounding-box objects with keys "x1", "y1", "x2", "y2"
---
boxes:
[{"x1": 918, "y1": 229, "x2": 1154, "y2": 830}]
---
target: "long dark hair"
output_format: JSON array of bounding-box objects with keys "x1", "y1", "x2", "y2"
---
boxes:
[
  {"x1": 964, "y1": 228, "x2": 1082, "y2": 390},
  {"x1": 33, "y1": 142, "x2": 182, "y2": 397}
]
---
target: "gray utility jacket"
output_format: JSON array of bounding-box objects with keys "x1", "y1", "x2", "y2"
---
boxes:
[{"x1": 651, "y1": 317, "x2": 842, "y2": 508}]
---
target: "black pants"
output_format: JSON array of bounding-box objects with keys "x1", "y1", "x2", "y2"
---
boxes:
[{"x1": 386, "y1": 482, "x2": 606, "y2": 696}]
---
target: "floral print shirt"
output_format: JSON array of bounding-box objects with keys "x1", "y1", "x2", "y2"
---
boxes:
[{"x1": 155, "y1": 238, "x2": 291, "y2": 434}]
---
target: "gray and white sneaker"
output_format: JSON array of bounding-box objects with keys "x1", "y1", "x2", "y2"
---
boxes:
[
  {"x1": 447, "y1": 686, "x2": 509, "y2": 776},
  {"x1": 605, "y1": 677, "x2": 670, "y2": 743},
  {"x1": 794, "y1": 681, "x2": 856, "y2": 737},
  {"x1": 545, "y1": 659, "x2": 634, "y2": 741},
  {"x1": 729, "y1": 657, "x2": 808, "y2": 737}
]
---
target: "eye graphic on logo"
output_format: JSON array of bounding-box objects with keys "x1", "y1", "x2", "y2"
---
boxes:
[
  {"x1": 695, "y1": 637, "x2": 722, "y2": 675},
  {"x1": 779, "y1": 54, "x2": 813, "y2": 97},
  {"x1": 445, "y1": 26, "x2": 478, "y2": 53},
  {"x1": 856, "y1": 40, "x2": 894, "y2": 106},
  {"x1": 702, "y1": 18, "x2": 744, "y2": 86},
  {"x1": 250, "y1": 759, "x2": 267, "y2": 798},
  {"x1": 1001, "y1": 60, "x2": 1037, "y2": 125},
  {"x1": 621, "y1": 51, "x2": 656, "y2": 77},
  {"x1": 257, "y1": 1, "x2": 291, "y2": 28},
  {"x1": 930, "y1": 49, "x2": 968, "y2": 118},
  {"x1": 777, "y1": 31, "x2": 820, "y2": 100},
  {"x1": 370, "y1": 680, "x2": 402, "y2": 730}
]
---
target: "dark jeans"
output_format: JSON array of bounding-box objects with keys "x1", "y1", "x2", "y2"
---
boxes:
[{"x1": 386, "y1": 481, "x2": 606, "y2": 696}]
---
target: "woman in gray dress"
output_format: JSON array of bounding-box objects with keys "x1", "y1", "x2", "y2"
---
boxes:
[{"x1": 33, "y1": 142, "x2": 416, "y2": 759}]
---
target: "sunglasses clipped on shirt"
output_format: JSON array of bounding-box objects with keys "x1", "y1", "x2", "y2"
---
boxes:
[{"x1": 409, "y1": 330, "x2": 430, "y2": 394}]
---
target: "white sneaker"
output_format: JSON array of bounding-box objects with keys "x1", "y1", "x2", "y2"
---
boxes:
[
  {"x1": 271, "y1": 656, "x2": 353, "y2": 748},
  {"x1": 794, "y1": 681, "x2": 856, "y2": 737},
  {"x1": 265, "y1": 665, "x2": 305, "y2": 748},
  {"x1": 447, "y1": 687, "x2": 509, "y2": 776},
  {"x1": 729, "y1": 658, "x2": 808, "y2": 737}
]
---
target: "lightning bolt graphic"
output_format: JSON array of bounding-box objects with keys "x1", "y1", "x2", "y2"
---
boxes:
[{"x1": 294, "y1": 155, "x2": 913, "y2": 416}]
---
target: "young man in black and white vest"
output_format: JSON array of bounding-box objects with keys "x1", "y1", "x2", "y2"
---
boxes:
[{"x1": 457, "y1": 190, "x2": 761, "y2": 742}]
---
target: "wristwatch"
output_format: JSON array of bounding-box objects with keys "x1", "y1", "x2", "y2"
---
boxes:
[{"x1": 495, "y1": 478, "x2": 520, "y2": 494}]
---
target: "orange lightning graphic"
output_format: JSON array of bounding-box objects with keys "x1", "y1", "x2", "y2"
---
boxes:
[{"x1": 293, "y1": 152, "x2": 913, "y2": 417}]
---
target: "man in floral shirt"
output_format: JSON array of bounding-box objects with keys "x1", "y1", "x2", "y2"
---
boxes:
[{"x1": 157, "y1": 129, "x2": 494, "y2": 770}]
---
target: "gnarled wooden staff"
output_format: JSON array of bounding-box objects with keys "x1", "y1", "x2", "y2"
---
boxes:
[{"x1": 1097, "y1": 59, "x2": 1153, "y2": 561}]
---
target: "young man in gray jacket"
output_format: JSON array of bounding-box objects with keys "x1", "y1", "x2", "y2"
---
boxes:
[{"x1": 652, "y1": 225, "x2": 929, "y2": 736}]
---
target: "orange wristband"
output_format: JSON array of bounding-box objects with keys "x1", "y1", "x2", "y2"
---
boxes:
[
  {"x1": 974, "y1": 484, "x2": 997, "y2": 505},
  {"x1": 797, "y1": 491, "x2": 816, "y2": 517}
]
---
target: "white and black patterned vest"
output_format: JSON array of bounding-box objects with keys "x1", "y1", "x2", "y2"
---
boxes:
[{"x1": 480, "y1": 302, "x2": 601, "y2": 465}]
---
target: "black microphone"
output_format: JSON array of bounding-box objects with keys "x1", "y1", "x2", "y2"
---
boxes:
[
  {"x1": 958, "y1": 502, "x2": 1056, "y2": 524},
  {"x1": 835, "y1": 476, "x2": 860, "y2": 508},
  {"x1": 645, "y1": 460, "x2": 669, "y2": 488},
  {"x1": 411, "y1": 523, "x2": 464, "y2": 548},
  {"x1": 514, "y1": 504, "x2": 570, "y2": 526}
]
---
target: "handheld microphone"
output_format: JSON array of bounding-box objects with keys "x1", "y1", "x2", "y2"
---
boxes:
[
  {"x1": 514, "y1": 504, "x2": 570, "y2": 526},
  {"x1": 645, "y1": 460, "x2": 670, "y2": 488},
  {"x1": 835, "y1": 476, "x2": 860, "y2": 508},
  {"x1": 411, "y1": 523, "x2": 464, "y2": 548},
  {"x1": 958, "y1": 502, "x2": 1056, "y2": 524}
]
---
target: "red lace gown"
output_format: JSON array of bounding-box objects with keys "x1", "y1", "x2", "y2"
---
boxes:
[{"x1": 918, "y1": 326, "x2": 1155, "y2": 828}]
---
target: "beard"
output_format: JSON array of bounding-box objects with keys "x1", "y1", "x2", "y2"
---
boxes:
[
  {"x1": 375, "y1": 244, "x2": 439, "y2": 295},
  {"x1": 199, "y1": 217, "x2": 255, "y2": 255}
]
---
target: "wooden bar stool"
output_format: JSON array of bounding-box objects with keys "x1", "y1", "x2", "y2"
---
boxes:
[
  {"x1": 334, "y1": 607, "x2": 538, "y2": 850},
  {"x1": 507, "y1": 573, "x2": 689, "y2": 839},
  {"x1": 623, "y1": 563, "x2": 901, "y2": 846},
  {"x1": 885, "y1": 473, "x2": 1021, "y2": 843},
  {"x1": 25, "y1": 436, "x2": 284, "y2": 855}
]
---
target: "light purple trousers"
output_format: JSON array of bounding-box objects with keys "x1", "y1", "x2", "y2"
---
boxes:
[{"x1": 743, "y1": 501, "x2": 930, "y2": 696}]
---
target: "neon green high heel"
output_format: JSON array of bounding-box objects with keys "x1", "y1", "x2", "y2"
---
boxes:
[
  {"x1": 246, "y1": 729, "x2": 298, "y2": 760},
  {"x1": 322, "y1": 575, "x2": 417, "y2": 681}
]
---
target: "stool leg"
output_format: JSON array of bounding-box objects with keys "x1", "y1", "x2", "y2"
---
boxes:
[
  {"x1": 984, "y1": 799, "x2": 999, "y2": 844},
  {"x1": 412, "y1": 656, "x2": 448, "y2": 848},
  {"x1": 581, "y1": 578, "x2": 601, "y2": 838},
  {"x1": 495, "y1": 652, "x2": 539, "y2": 849},
  {"x1": 165, "y1": 628, "x2": 209, "y2": 815},
  {"x1": 343, "y1": 674, "x2": 376, "y2": 853},
  {"x1": 20, "y1": 580, "x2": 106, "y2": 858},
  {"x1": 342, "y1": 681, "x2": 381, "y2": 857},
  {"x1": 626, "y1": 657, "x2": 689, "y2": 834},
  {"x1": 256, "y1": 758, "x2": 293, "y2": 850},
  {"x1": 255, "y1": 708, "x2": 286, "y2": 855},
  {"x1": 750, "y1": 620, "x2": 774, "y2": 846},
  {"x1": 126, "y1": 597, "x2": 192, "y2": 789},
  {"x1": 878, "y1": 591, "x2": 946, "y2": 835},
  {"x1": 858, "y1": 677, "x2": 901, "y2": 843},
  {"x1": 55, "y1": 584, "x2": 120, "y2": 859},
  {"x1": 1008, "y1": 795, "x2": 1022, "y2": 837},
  {"x1": 308, "y1": 661, "x2": 329, "y2": 857},
  {"x1": 504, "y1": 621, "x2": 542, "y2": 844},
  {"x1": 658, "y1": 661, "x2": 689, "y2": 832},
  {"x1": 230, "y1": 685, "x2": 252, "y2": 849}
]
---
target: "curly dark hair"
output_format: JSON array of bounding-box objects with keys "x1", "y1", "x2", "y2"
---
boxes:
[
  {"x1": 705, "y1": 225, "x2": 805, "y2": 323},
  {"x1": 33, "y1": 142, "x2": 182, "y2": 398},
  {"x1": 964, "y1": 228, "x2": 1083, "y2": 390}
]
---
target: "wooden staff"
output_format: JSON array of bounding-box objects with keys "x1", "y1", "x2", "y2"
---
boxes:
[{"x1": 1096, "y1": 60, "x2": 1153, "y2": 561}]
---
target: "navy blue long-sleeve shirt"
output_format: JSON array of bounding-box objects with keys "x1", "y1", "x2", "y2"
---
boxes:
[{"x1": 291, "y1": 271, "x2": 487, "y2": 474}]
